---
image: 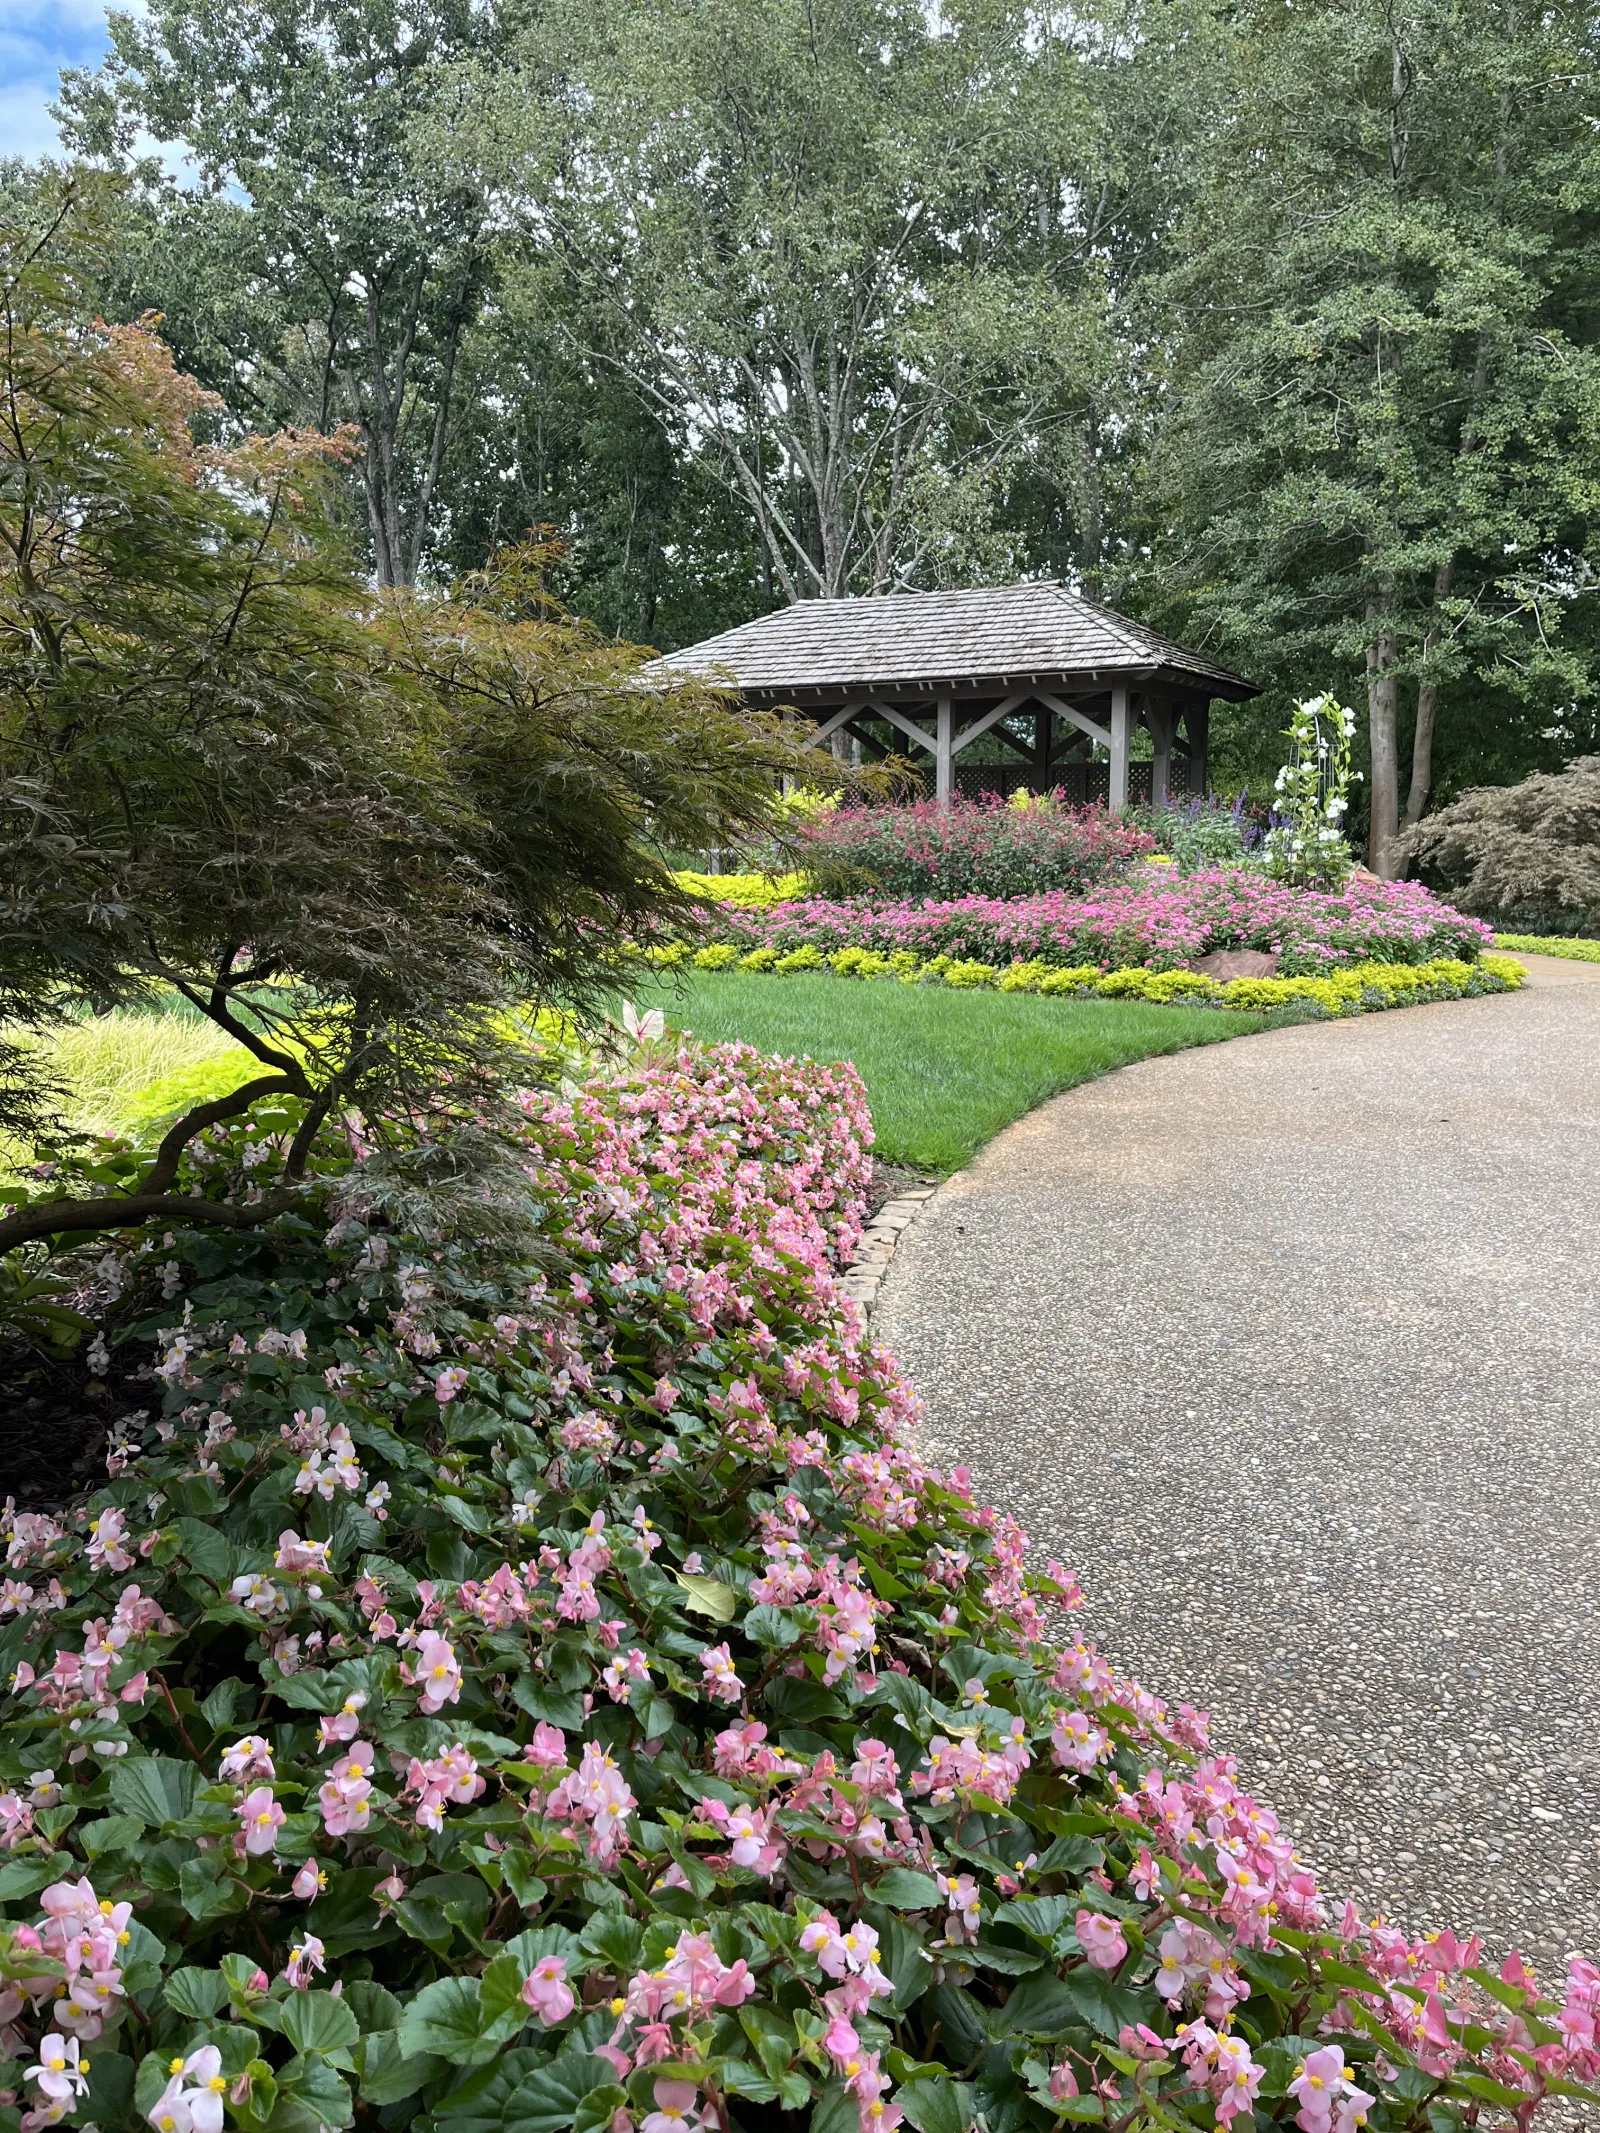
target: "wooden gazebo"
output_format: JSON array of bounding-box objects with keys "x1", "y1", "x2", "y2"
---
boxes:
[{"x1": 654, "y1": 582, "x2": 1257, "y2": 808}]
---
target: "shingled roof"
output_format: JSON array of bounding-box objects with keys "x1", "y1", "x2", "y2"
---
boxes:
[{"x1": 653, "y1": 582, "x2": 1256, "y2": 700}]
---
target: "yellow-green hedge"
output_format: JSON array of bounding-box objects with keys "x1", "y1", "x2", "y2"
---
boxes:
[
  {"x1": 1492, "y1": 932, "x2": 1600, "y2": 963},
  {"x1": 673, "y1": 869, "x2": 811, "y2": 910},
  {"x1": 647, "y1": 940, "x2": 1527, "y2": 1016}
]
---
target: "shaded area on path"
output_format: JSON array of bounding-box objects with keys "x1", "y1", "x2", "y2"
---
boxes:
[{"x1": 875, "y1": 979, "x2": 1600, "y2": 1967}]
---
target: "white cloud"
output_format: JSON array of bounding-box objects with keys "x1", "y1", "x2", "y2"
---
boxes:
[{"x1": 0, "y1": 0, "x2": 149, "y2": 160}]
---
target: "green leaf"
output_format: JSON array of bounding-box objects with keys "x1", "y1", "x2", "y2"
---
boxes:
[
  {"x1": 84, "y1": 2048, "x2": 136, "y2": 2127},
  {"x1": 504, "y1": 2053, "x2": 618, "y2": 2133},
  {"x1": 478, "y1": 1953, "x2": 534, "y2": 2047},
  {"x1": 344, "y1": 1980, "x2": 404, "y2": 2032},
  {"x1": 359, "y1": 2031, "x2": 444, "y2": 2106},
  {"x1": 163, "y1": 1968, "x2": 231, "y2": 2019},
  {"x1": 871, "y1": 1868, "x2": 942, "y2": 1911},
  {"x1": 996, "y1": 1970, "x2": 1076, "y2": 2037},
  {"x1": 672, "y1": 1570, "x2": 737, "y2": 1623},
  {"x1": 1059, "y1": 1967, "x2": 1154, "y2": 2041},
  {"x1": 810, "y1": 2082, "x2": 859, "y2": 2133},
  {"x1": 434, "y1": 2048, "x2": 546, "y2": 2133},
  {"x1": 109, "y1": 1756, "x2": 199, "y2": 1828},
  {"x1": 79, "y1": 1813, "x2": 145, "y2": 1858},
  {"x1": 897, "y1": 2078, "x2": 973, "y2": 2133},
  {"x1": 967, "y1": 1941, "x2": 1046, "y2": 1976},
  {"x1": 120, "y1": 1919, "x2": 168, "y2": 1998},
  {"x1": 273, "y1": 2052, "x2": 354, "y2": 2131},
  {"x1": 511, "y1": 1677, "x2": 586, "y2": 1731},
  {"x1": 281, "y1": 1991, "x2": 361, "y2": 2059},
  {"x1": 175, "y1": 1517, "x2": 234, "y2": 1587},
  {"x1": 179, "y1": 1853, "x2": 245, "y2": 1926},
  {"x1": 993, "y1": 1895, "x2": 1074, "y2": 1945},
  {"x1": 0, "y1": 1860, "x2": 57, "y2": 1902},
  {"x1": 398, "y1": 1978, "x2": 496, "y2": 2066},
  {"x1": 742, "y1": 1605, "x2": 802, "y2": 1649},
  {"x1": 1033, "y1": 1834, "x2": 1104, "y2": 1877},
  {"x1": 579, "y1": 1912, "x2": 643, "y2": 1975},
  {"x1": 718, "y1": 2059, "x2": 778, "y2": 2102},
  {"x1": 572, "y1": 2085, "x2": 628, "y2": 2133}
]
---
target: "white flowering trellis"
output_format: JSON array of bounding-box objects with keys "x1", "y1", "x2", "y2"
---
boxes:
[{"x1": 1265, "y1": 691, "x2": 1358, "y2": 889}]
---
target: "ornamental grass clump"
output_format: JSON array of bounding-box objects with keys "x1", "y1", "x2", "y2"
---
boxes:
[
  {"x1": 800, "y1": 798, "x2": 1153, "y2": 902},
  {"x1": 0, "y1": 1046, "x2": 1591, "y2": 2133}
]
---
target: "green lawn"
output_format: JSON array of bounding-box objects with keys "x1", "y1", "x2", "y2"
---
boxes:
[{"x1": 638, "y1": 971, "x2": 1272, "y2": 1171}]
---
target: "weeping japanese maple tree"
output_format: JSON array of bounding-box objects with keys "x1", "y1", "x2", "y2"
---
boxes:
[{"x1": 0, "y1": 180, "x2": 804, "y2": 1261}]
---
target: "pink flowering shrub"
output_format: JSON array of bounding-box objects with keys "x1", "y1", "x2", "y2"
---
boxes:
[
  {"x1": 708, "y1": 868, "x2": 1492, "y2": 975},
  {"x1": 800, "y1": 798, "x2": 1154, "y2": 901},
  {"x1": 0, "y1": 1043, "x2": 1589, "y2": 2133}
]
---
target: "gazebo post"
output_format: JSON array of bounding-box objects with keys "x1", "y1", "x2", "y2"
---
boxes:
[
  {"x1": 1109, "y1": 683, "x2": 1131, "y2": 812},
  {"x1": 935, "y1": 694, "x2": 954, "y2": 808},
  {"x1": 1147, "y1": 700, "x2": 1177, "y2": 809}
]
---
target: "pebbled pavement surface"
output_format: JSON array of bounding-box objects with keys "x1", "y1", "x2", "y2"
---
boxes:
[{"x1": 874, "y1": 971, "x2": 1600, "y2": 1968}]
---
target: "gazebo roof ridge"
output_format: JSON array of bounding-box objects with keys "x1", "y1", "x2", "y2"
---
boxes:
[{"x1": 648, "y1": 579, "x2": 1256, "y2": 701}]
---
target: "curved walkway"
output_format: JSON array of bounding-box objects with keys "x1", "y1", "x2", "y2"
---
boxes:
[{"x1": 874, "y1": 958, "x2": 1600, "y2": 1967}]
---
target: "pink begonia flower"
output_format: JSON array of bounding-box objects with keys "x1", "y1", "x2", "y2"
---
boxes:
[
  {"x1": 639, "y1": 2080, "x2": 701, "y2": 2133},
  {"x1": 274, "y1": 1531, "x2": 332, "y2": 1577},
  {"x1": 1047, "y1": 2062, "x2": 1079, "y2": 2102},
  {"x1": 85, "y1": 1508, "x2": 133, "y2": 1573},
  {"x1": 1076, "y1": 1911, "x2": 1127, "y2": 1972},
  {"x1": 317, "y1": 1692, "x2": 367, "y2": 1749},
  {"x1": 236, "y1": 1786, "x2": 285, "y2": 1856},
  {"x1": 521, "y1": 1955, "x2": 575, "y2": 2027},
  {"x1": 1051, "y1": 1707, "x2": 1109, "y2": 1772},
  {"x1": 1287, "y1": 2045, "x2": 1351, "y2": 2133},
  {"x1": 25, "y1": 2035, "x2": 88, "y2": 2107},
  {"x1": 1117, "y1": 2024, "x2": 1169, "y2": 2061},
  {"x1": 283, "y1": 1937, "x2": 325, "y2": 1990},
  {"x1": 523, "y1": 1721, "x2": 570, "y2": 1768},
  {"x1": 292, "y1": 1861, "x2": 327, "y2": 1901},
  {"x1": 410, "y1": 1631, "x2": 462, "y2": 1713},
  {"x1": 1212, "y1": 2035, "x2": 1265, "y2": 2127},
  {"x1": 318, "y1": 1742, "x2": 376, "y2": 1836},
  {"x1": 434, "y1": 1368, "x2": 468, "y2": 1403},
  {"x1": 219, "y1": 1736, "x2": 275, "y2": 1782},
  {"x1": 698, "y1": 1643, "x2": 743, "y2": 1705},
  {"x1": 823, "y1": 2015, "x2": 861, "y2": 2066}
]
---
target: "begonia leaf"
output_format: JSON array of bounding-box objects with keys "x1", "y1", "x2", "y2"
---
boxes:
[
  {"x1": 897, "y1": 2076, "x2": 974, "y2": 2133},
  {"x1": 504, "y1": 2053, "x2": 618, "y2": 2133}
]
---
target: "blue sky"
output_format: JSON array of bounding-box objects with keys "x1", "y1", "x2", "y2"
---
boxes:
[{"x1": 0, "y1": 0, "x2": 133, "y2": 160}]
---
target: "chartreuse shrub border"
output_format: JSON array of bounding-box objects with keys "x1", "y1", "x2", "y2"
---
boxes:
[
  {"x1": 1491, "y1": 934, "x2": 1600, "y2": 964},
  {"x1": 674, "y1": 872, "x2": 812, "y2": 911},
  {"x1": 651, "y1": 942, "x2": 1527, "y2": 1018},
  {"x1": 0, "y1": 1042, "x2": 1592, "y2": 2133}
]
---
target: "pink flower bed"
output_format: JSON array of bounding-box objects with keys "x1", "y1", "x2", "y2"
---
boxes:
[
  {"x1": 716, "y1": 868, "x2": 1492, "y2": 974},
  {"x1": 8, "y1": 1043, "x2": 1591, "y2": 2133}
]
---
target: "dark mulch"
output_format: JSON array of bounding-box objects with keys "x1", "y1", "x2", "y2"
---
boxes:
[
  {"x1": 0, "y1": 1338, "x2": 153, "y2": 1514},
  {"x1": 864, "y1": 1158, "x2": 938, "y2": 1223}
]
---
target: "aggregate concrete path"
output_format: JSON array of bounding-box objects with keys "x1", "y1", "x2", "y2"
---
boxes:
[{"x1": 874, "y1": 967, "x2": 1600, "y2": 1969}]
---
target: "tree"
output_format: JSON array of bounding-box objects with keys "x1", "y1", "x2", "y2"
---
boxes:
[
  {"x1": 0, "y1": 184, "x2": 805, "y2": 1256},
  {"x1": 1397, "y1": 755, "x2": 1600, "y2": 932},
  {"x1": 1122, "y1": 0, "x2": 1600, "y2": 867},
  {"x1": 480, "y1": 0, "x2": 1108, "y2": 603},
  {"x1": 57, "y1": 0, "x2": 517, "y2": 587}
]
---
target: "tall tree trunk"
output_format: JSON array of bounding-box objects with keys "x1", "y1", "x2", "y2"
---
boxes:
[
  {"x1": 1081, "y1": 402, "x2": 1102, "y2": 595},
  {"x1": 1406, "y1": 557, "x2": 1455, "y2": 829},
  {"x1": 1366, "y1": 606, "x2": 1401, "y2": 876}
]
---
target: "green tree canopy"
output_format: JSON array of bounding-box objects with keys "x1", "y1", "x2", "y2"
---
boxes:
[{"x1": 1120, "y1": 0, "x2": 1600, "y2": 865}]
